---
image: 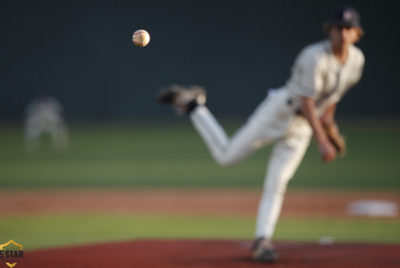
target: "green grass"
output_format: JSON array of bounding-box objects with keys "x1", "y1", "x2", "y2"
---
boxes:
[
  {"x1": 0, "y1": 119, "x2": 399, "y2": 189},
  {"x1": 1, "y1": 213, "x2": 399, "y2": 250}
]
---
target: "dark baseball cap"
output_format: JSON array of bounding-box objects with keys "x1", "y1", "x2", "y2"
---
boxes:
[{"x1": 327, "y1": 6, "x2": 362, "y2": 29}]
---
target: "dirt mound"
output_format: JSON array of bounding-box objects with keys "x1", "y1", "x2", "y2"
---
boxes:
[{"x1": 21, "y1": 240, "x2": 400, "y2": 268}]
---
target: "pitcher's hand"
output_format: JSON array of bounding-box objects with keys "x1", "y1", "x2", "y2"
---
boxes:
[{"x1": 318, "y1": 140, "x2": 337, "y2": 163}]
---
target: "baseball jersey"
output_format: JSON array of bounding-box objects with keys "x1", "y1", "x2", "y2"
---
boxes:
[{"x1": 283, "y1": 40, "x2": 365, "y2": 116}]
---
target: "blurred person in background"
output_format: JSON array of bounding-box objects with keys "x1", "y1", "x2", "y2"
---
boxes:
[
  {"x1": 158, "y1": 6, "x2": 364, "y2": 263},
  {"x1": 25, "y1": 96, "x2": 69, "y2": 152}
]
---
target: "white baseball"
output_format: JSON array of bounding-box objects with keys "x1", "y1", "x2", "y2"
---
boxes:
[{"x1": 132, "y1": 29, "x2": 150, "y2": 47}]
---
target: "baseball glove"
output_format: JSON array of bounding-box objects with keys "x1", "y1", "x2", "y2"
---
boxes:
[{"x1": 322, "y1": 122, "x2": 346, "y2": 156}]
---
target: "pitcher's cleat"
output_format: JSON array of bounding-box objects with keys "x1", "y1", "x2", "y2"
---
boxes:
[
  {"x1": 252, "y1": 237, "x2": 279, "y2": 263},
  {"x1": 157, "y1": 84, "x2": 206, "y2": 115}
]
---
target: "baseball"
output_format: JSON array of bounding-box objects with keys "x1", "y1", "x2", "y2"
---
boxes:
[{"x1": 132, "y1": 29, "x2": 150, "y2": 47}]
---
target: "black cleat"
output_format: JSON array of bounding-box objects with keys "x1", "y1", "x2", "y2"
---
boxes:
[
  {"x1": 157, "y1": 84, "x2": 206, "y2": 115},
  {"x1": 252, "y1": 238, "x2": 279, "y2": 263}
]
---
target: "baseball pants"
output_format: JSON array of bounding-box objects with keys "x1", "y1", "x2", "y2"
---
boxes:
[{"x1": 190, "y1": 89, "x2": 312, "y2": 239}]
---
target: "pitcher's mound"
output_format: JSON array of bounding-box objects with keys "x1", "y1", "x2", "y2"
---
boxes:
[{"x1": 23, "y1": 240, "x2": 400, "y2": 268}]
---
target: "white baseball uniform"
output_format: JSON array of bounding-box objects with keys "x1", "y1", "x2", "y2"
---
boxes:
[
  {"x1": 190, "y1": 39, "x2": 364, "y2": 239},
  {"x1": 25, "y1": 96, "x2": 69, "y2": 152}
]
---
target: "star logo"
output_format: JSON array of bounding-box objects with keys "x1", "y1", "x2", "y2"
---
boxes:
[{"x1": 0, "y1": 241, "x2": 24, "y2": 268}]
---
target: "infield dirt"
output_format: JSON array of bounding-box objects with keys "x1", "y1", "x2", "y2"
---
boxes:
[{"x1": 1, "y1": 189, "x2": 399, "y2": 218}]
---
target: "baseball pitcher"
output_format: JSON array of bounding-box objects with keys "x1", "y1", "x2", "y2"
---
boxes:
[{"x1": 158, "y1": 6, "x2": 364, "y2": 263}]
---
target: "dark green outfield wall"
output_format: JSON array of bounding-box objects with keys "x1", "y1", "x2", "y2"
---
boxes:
[{"x1": 1, "y1": 0, "x2": 399, "y2": 119}]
